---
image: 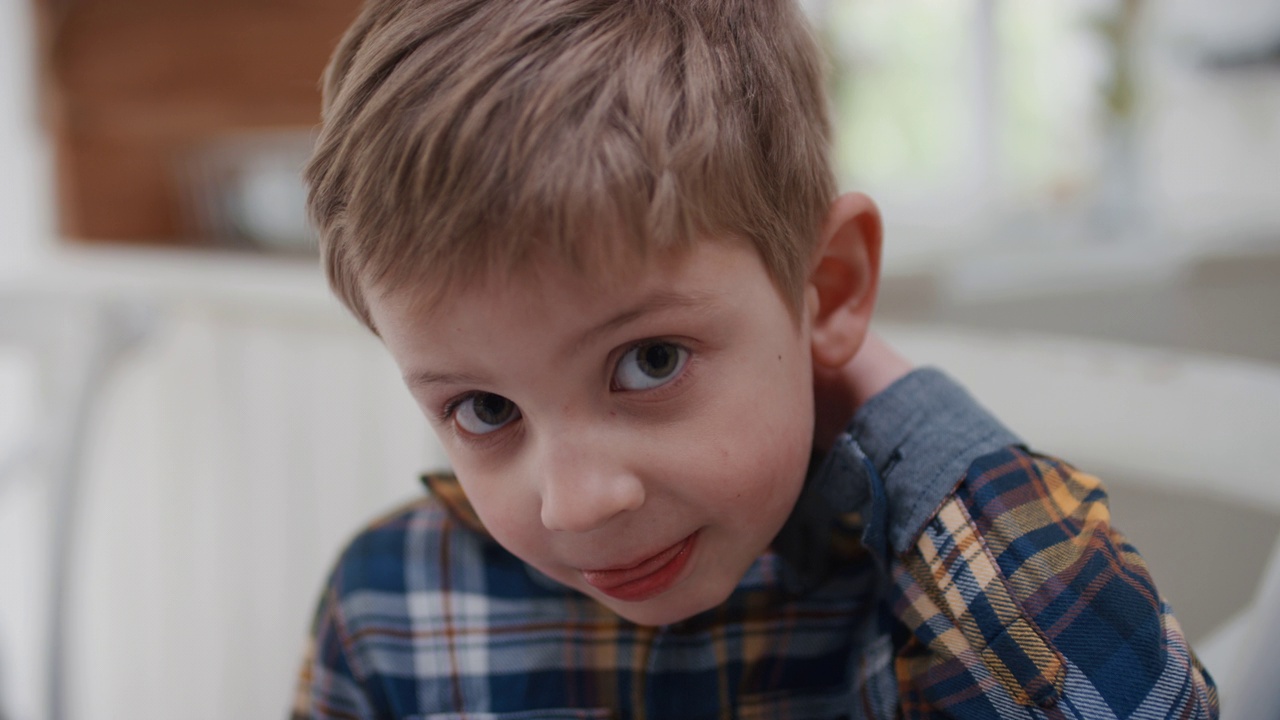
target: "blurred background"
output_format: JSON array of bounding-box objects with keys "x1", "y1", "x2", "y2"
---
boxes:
[{"x1": 0, "y1": 0, "x2": 1277, "y2": 718}]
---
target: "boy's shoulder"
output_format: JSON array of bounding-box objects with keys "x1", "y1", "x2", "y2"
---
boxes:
[
  {"x1": 326, "y1": 477, "x2": 494, "y2": 594},
  {"x1": 323, "y1": 492, "x2": 455, "y2": 600}
]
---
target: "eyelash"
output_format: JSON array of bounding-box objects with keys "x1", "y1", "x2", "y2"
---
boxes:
[{"x1": 437, "y1": 393, "x2": 474, "y2": 424}]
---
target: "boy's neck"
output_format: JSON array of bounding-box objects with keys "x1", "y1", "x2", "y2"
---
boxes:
[{"x1": 811, "y1": 333, "x2": 912, "y2": 453}]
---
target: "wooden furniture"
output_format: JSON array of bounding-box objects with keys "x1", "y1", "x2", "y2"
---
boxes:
[{"x1": 38, "y1": 0, "x2": 361, "y2": 244}]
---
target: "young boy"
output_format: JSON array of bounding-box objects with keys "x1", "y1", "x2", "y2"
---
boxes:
[{"x1": 292, "y1": 1, "x2": 1218, "y2": 718}]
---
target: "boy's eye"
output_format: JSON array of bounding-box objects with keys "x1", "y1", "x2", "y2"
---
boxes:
[
  {"x1": 454, "y1": 392, "x2": 520, "y2": 435},
  {"x1": 613, "y1": 341, "x2": 688, "y2": 391}
]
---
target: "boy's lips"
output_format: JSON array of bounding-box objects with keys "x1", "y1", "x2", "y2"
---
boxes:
[{"x1": 579, "y1": 533, "x2": 697, "y2": 602}]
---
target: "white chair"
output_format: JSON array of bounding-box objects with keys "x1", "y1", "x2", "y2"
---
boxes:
[
  {"x1": 0, "y1": 293, "x2": 157, "y2": 720},
  {"x1": 1196, "y1": 532, "x2": 1280, "y2": 719}
]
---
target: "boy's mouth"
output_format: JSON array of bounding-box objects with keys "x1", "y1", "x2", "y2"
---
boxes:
[{"x1": 580, "y1": 533, "x2": 698, "y2": 602}]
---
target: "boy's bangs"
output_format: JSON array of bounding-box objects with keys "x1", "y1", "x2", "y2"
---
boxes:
[
  {"x1": 347, "y1": 119, "x2": 733, "y2": 317},
  {"x1": 331, "y1": 9, "x2": 758, "y2": 316}
]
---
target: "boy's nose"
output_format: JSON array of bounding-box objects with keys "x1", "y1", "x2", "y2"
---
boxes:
[{"x1": 536, "y1": 439, "x2": 646, "y2": 533}]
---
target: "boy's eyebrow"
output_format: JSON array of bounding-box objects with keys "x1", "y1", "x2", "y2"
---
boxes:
[
  {"x1": 574, "y1": 290, "x2": 718, "y2": 350},
  {"x1": 404, "y1": 368, "x2": 488, "y2": 389}
]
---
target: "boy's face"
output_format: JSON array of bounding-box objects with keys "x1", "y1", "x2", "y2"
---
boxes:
[{"x1": 368, "y1": 238, "x2": 817, "y2": 626}]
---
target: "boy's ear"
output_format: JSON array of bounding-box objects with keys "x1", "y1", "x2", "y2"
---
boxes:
[{"x1": 807, "y1": 192, "x2": 883, "y2": 369}]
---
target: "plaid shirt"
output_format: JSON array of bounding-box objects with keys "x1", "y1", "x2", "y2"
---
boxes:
[{"x1": 292, "y1": 369, "x2": 1218, "y2": 719}]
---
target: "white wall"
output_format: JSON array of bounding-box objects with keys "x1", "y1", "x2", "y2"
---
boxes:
[
  {"x1": 0, "y1": 3, "x2": 54, "y2": 708},
  {"x1": 0, "y1": 0, "x2": 54, "y2": 265}
]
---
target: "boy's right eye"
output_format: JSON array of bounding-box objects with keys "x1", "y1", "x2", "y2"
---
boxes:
[{"x1": 452, "y1": 392, "x2": 521, "y2": 435}]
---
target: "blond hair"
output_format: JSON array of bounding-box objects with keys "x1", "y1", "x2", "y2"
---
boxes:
[{"x1": 307, "y1": 0, "x2": 835, "y2": 331}]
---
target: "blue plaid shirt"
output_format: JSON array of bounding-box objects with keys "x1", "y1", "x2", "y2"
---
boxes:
[{"x1": 292, "y1": 369, "x2": 1218, "y2": 719}]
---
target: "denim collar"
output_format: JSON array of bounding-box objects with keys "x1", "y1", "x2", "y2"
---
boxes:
[{"x1": 772, "y1": 368, "x2": 1021, "y2": 594}]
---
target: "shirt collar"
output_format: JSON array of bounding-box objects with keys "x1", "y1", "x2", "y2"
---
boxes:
[
  {"x1": 774, "y1": 368, "x2": 1025, "y2": 590},
  {"x1": 770, "y1": 439, "x2": 876, "y2": 595},
  {"x1": 420, "y1": 472, "x2": 487, "y2": 535}
]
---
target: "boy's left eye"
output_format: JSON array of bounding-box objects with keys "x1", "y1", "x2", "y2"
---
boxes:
[
  {"x1": 453, "y1": 392, "x2": 521, "y2": 435},
  {"x1": 613, "y1": 341, "x2": 689, "y2": 391}
]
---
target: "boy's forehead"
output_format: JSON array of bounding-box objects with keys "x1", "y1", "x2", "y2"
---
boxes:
[
  {"x1": 379, "y1": 235, "x2": 754, "y2": 319},
  {"x1": 370, "y1": 235, "x2": 788, "y2": 337}
]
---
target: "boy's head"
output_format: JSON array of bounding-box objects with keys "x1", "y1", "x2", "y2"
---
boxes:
[{"x1": 308, "y1": 0, "x2": 884, "y2": 626}]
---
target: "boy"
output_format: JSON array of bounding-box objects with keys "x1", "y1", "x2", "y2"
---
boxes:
[{"x1": 292, "y1": 1, "x2": 1218, "y2": 717}]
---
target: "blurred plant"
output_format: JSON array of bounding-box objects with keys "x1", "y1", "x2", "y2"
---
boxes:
[
  {"x1": 1088, "y1": 0, "x2": 1143, "y2": 122},
  {"x1": 1086, "y1": 0, "x2": 1147, "y2": 239}
]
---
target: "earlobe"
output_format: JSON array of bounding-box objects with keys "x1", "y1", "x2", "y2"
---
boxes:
[{"x1": 808, "y1": 192, "x2": 883, "y2": 369}]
